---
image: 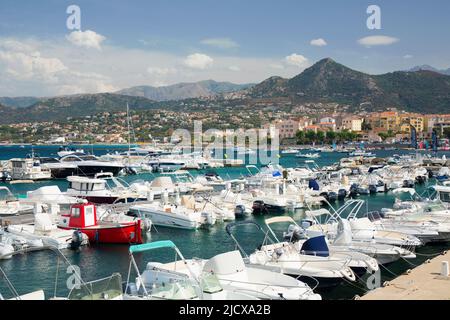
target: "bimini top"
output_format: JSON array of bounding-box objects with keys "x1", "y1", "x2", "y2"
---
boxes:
[{"x1": 129, "y1": 240, "x2": 176, "y2": 254}]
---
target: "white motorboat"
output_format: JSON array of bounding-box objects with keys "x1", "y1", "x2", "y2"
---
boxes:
[
  {"x1": 5, "y1": 212, "x2": 88, "y2": 250},
  {"x1": 124, "y1": 241, "x2": 258, "y2": 300},
  {"x1": 296, "y1": 153, "x2": 320, "y2": 159},
  {"x1": 130, "y1": 196, "x2": 215, "y2": 230},
  {"x1": 1, "y1": 227, "x2": 44, "y2": 259},
  {"x1": 264, "y1": 216, "x2": 379, "y2": 275},
  {"x1": 0, "y1": 186, "x2": 33, "y2": 216},
  {"x1": 306, "y1": 200, "x2": 422, "y2": 248},
  {"x1": 66, "y1": 173, "x2": 142, "y2": 204},
  {"x1": 226, "y1": 222, "x2": 356, "y2": 288},
  {"x1": 8, "y1": 158, "x2": 52, "y2": 181},
  {"x1": 58, "y1": 153, "x2": 124, "y2": 177},
  {"x1": 156, "y1": 248, "x2": 321, "y2": 300}
]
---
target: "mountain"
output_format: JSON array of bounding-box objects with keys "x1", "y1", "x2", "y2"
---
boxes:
[
  {"x1": 0, "y1": 96, "x2": 41, "y2": 108},
  {"x1": 248, "y1": 58, "x2": 450, "y2": 113},
  {"x1": 117, "y1": 80, "x2": 254, "y2": 101},
  {"x1": 407, "y1": 65, "x2": 450, "y2": 75},
  {"x1": 0, "y1": 93, "x2": 158, "y2": 124}
]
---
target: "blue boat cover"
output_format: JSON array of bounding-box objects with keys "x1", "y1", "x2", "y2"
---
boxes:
[
  {"x1": 300, "y1": 235, "x2": 329, "y2": 257},
  {"x1": 272, "y1": 171, "x2": 281, "y2": 177},
  {"x1": 308, "y1": 179, "x2": 320, "y2": 191}
]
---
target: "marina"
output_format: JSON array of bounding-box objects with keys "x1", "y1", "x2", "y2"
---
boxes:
[{"x1": 1, "y1": 144, "x2": 450, "y2": 300}]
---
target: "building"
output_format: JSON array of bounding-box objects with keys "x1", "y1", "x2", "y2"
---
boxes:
[
  {"x1": 263, "y1": 118, "x2": 310, "y2": 139},
  {"x1": 425, "y1": 114, "x2": 450, "y2": 135},
  {"x1": 341, "y1": 116, "x2": 363, "y2": 132},
  {"x1": 317, "y1": 117, "x2": 337, "y2": 131},
  {"x1": 366, "y1": 111, "x2": 400, "y2": 132},
  {"x1": 399, "y1": 113, "x2": 424, "y2": 133}
]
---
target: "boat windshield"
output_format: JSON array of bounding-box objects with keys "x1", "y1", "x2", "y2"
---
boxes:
[
  {"x1": 422, "y1": 203, "x2": 447, "y2": 213},
  {"x1": 68, "y1": 273, "x2": 123, "y2": 300},
  {"x1": 438, "y1": 191, "x2": 450, "y2": 203},
  {"x1": 150, "y1": 280, "x2": 198, "y2": 300},
  {"x1": 0, "y1": 188, "x2": 16, "y2": 202},
  {"x1": 200, "y1": 272, "x2": 223, "y2": 294}
]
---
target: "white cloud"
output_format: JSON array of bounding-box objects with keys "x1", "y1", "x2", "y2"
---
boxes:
[
  {"x1": 147, "y1": 67, "x2": 177, "y2": 76},
  {"x1": 66, "y1": 30, "x2": 106, "y2": 50},
  {"x1": 201, "y1": 38, "x2": 239, "y2": 49},
  {"x1": 358, "y1": 35, "x2": 399, "y2": 47},
  {"x1": 403, "y1": 54, "x2": 413, "y2": 59},
  {"x1": 0, "y1": 41, "x2": 67, "y2": 82},
  {"x1": 183, "y1": 53, "x2": 214, "y2": 69},
  {"x1": 228, "y1": 65, "x2": 240, "y2": 72},
  {"x1": 0, "y1": 37, "x2": 315, "y2": 96},
  {"x1": 269, "y1": 64, "x2": 285, "y2": 70},
  {"x1": 0, "y1": 37, "x2": 116, "y2": 96},
  {"x1": 310, "y1": 38, "x2": 327, "y2": 47},
  {"x1": 285, "y1": 53, "x2": 309, "y2": 67}
]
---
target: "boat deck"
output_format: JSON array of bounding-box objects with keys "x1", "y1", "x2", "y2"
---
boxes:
[
  {"x1": 1, "y1": 213, "x2": 35, "y2": 226},
  {"x1": 360, "y1": 250, "x2": 450, "y2": 300}
]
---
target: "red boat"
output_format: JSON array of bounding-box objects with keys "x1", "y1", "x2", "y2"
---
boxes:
[{"x1": 58, "y1": 203, "x2": 143, "y2": 244}]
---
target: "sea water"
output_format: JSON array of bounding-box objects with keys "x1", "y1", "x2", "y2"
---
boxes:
[{"x1": 1, "y1": 145, "x2": 449, "y2": 300}]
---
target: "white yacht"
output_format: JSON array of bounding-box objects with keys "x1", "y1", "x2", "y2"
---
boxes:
[
  {"x1": 129, "y1": 196, "x2": 215, "y2": 230},
  {"x1": 59, "y1": 153, "x2": 124, "y2": 177},
  {"x1": 66, "y1": 173, "x2": 141, "y2": 204},
  {"x1": 8, "y1": 158, "x2": 52, "y2": 181}
]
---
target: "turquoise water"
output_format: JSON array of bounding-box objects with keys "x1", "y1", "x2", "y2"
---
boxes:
[{"x1": 1, "y1": 145, "x2": 449, "y2": 300}]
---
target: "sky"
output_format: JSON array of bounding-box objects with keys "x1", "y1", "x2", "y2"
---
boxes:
[{"x1": 0, "y1": 0, "x2": 450, "y2": 97}]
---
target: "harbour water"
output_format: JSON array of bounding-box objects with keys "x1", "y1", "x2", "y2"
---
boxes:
[{"x1": 1, "y1": 145, "x2": 449, "y2": 300}]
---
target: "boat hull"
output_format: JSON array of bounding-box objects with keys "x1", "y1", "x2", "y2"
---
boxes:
[{"x1": 60, "y1": 222, "x2": 142, "y2": 244}]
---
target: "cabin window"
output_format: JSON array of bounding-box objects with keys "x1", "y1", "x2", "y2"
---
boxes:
[
  {"x1": 439, "y1": 192, "x2": 450, "y2": 203},
  {"x1": 71, "y1": 207, "x2": 80, "y2": 218}
]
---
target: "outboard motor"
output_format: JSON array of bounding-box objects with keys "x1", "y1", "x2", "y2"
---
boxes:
[
  {"x1": 368, "y1": 185, "x2": 377, "y2": 194},
  {"x1": 70, "y1": 230, "x2": 86, "y2": 250},
  {"x1": 349, "y1": 184, "x2": 359, "y2": 198},
  {"x1": 234, "y1": 205, "x2": 247, "y2": 219},
  {"x1": 327, "y1": 192, "x2": 338, "y2": 203},
  {"x1": 283, "y1": 224, "x2": 305, "y2": 242},
  {"x1": 337, "y1": 189, "x2": 347, "y2": 201},
  {"x1": 252, "y1": 200, "x2": 265, "y2": 215},
  {"x1": 124, "y1": 167, "x2": 138, "y2": 175}
]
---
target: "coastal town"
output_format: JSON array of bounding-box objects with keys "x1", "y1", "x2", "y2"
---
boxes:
[{"x1": 1, "y1": 101, "x2": 450, "y2": 148}]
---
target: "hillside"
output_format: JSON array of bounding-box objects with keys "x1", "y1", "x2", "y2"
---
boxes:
[
  {"x1": 0, "y1": 96, "x2": 41, "y2": 108},
  {"x1": 117, "y1": 80, "x2": 254, "y2": 101},
  {"x1": 0, "y1": 93, "x2": 158, "y2": 124},
  {"x1": 247, "y1": 58, "x2": 450, "y2": 112}
]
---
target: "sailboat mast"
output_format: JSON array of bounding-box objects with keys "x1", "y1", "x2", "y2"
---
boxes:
[{"x1": 127, "y1": 103, "x2": 131, "y2": 155}]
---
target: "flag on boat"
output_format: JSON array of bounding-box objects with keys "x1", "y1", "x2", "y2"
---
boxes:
[
  {"x1": 432, "y1": 130, "x2": 438, "y2": 153},
  {"x1": 411, "y1": 126, "x2": 417, "y2": 149}
]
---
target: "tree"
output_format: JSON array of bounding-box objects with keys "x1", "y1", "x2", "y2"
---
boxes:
[
  {"x1": 305, "y1": 130, "x2": 316, "y2": 143},
  {"x1": 326, "y1": 131, "x2": 336, "y2": 144},
  {"x1": 296, "y1": 130, "x2": 305, "y2": 144},
  {"x1": 443, "y1": 127, "x2": 450, "y2": 139},
  {"x1": 316, "y1": 131, "x2": 325, "y2": 143}
]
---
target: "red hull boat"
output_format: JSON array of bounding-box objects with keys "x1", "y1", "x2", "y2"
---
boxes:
[{"x1": 58, "y1": 203, "x2": 143, "y2": 244}]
